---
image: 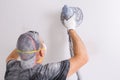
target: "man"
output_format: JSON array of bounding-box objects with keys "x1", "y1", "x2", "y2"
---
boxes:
[{"x1": 5, "y1": 13, "x2": 88, "y2": 80}]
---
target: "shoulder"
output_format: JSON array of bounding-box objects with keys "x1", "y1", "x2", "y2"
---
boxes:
[
  {"x1": 7, "y1": 59, "x2": 17, "y2": 65},
  {"x1": 44, "y1": 60, "x2": 70, "y2": 71},
  {"x1": 33, "y1": 60, "x2": 70, "y2": 80},
  {"x1": 5, "y1": 60, "x2": 21, "y2": 80},
  {"x1": 6, "y1": 59, "x2": 20, "y2": 70}
]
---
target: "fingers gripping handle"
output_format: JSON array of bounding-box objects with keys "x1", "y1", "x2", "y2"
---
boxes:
[{"x1": 61, "y1": 5, "x2": 83, "y2": 30}]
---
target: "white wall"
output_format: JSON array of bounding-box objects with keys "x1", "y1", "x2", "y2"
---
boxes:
[{"x1": 0, "y1": 0, "x2": 120, "y2": 80}]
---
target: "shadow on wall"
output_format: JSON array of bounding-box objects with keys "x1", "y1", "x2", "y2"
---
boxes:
[{"x1": 45, "y1": 11, "x2": 69, "y2": 63}]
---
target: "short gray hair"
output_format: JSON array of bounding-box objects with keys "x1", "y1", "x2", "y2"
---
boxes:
[{"x1": 16, "y1": 31, "x2": 40, "y2": 61}]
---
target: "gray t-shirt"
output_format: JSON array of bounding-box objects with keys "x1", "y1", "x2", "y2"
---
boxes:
[{"x1": 5, "y1": 59, "x2": 70, "y2": 80}]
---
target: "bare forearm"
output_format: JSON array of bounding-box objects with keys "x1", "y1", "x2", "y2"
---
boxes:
[
  {"x1": 67, "y1": 29, "x2": 88, "y2": 77},
  {"x1": 68, "y1": 29, "x2": 88, "y2": 59}
]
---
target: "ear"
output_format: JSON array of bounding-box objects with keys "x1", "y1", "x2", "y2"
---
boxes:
[
  {"x1": 36, "y1": 50, "x2": 45, "y2": 64},
  {"x1": 39, "y1": 50, "x2": 45, "y2": 57}
]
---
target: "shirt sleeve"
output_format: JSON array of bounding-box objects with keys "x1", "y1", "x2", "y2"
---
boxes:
[
  {"x1": 6, "y1": 59, "x2": 18, "y2": 69},
  {"x1": 5, "y1": 59, "x2": 20, "y2": 80},
  {"x1": 35, "y1": 60, "x2": 70, "y2": 80}
]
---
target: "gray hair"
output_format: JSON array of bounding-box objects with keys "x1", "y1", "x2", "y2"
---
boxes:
[{"x1": 17, "y1": 31, "x2": 40, "y2": 61}]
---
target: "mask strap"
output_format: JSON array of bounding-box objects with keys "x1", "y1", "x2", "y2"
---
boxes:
[{"x1": 16, "y1": 49, "x2": 40, "y2": 54}]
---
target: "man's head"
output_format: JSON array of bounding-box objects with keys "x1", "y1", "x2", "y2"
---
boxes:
[{"x1": 16, "y1": 31, "x2": 46, "y2": 64}]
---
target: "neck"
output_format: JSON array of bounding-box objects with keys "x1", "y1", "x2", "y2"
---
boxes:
[{"x1": 21, "y1": 56, "x2": 36, "y2": 69}]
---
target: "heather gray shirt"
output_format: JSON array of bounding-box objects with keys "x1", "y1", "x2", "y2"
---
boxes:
[{"x1": 5, "y1": 59, "x2": 70, "y2": 80}]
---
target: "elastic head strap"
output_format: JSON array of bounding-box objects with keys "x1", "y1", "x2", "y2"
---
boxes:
[{"x1": 16, "y1": 49, "x2": 40, "y2": 54}]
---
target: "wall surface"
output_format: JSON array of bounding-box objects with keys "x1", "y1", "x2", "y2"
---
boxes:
[{"x1": 0, "y1": 0, "x2": 120, "y2": 80}]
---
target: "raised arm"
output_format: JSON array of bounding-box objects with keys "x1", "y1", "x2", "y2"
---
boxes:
[
  {"x1": 62, "y1": 13, "x2": 88, "y2": 77},
  {"x1": 6, "y1": 49, "x2": 19, "y2": 63},
  {"x1": 67, "y1": 29, "x2": 88, "y2": 77}
]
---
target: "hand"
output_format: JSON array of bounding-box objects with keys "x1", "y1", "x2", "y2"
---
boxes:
[{"x1": 64, "y1": 14, "x2": 76, "y2": 30}]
